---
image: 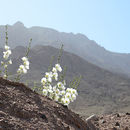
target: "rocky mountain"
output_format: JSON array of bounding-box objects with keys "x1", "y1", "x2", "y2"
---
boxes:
[
  {"x1": 0, "y1": 45, "x2": 130, "y2": 117},
  {"x1": 1, "y1": 22, "x2": 130, "y2": 76}
]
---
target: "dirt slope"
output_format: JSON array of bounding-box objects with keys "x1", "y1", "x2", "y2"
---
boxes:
[{"x1": 0, "y1": 77, "x2": 96, "y2": 130}]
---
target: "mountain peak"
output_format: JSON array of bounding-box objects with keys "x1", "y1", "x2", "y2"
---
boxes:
[{"x1": 13, "y1": 21, "x2": 24, "y2": 27}]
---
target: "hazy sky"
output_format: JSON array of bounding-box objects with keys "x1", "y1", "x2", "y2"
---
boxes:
[{"x1": 0, "y1": 0, "x2": 130, "y2": 53}]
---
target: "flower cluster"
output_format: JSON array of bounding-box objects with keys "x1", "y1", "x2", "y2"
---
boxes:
[
  {"x1": 1, "y1": 45, "x2": 12, "y2": 79},
  {"x1": 41, "y1": 64, "x2": 78, "y2": 106},
  {"x1": 3, "y1": 45, "x2": 12, "y2": 60},
  {"x1": 17, "y1": 57, "x2": 29, "y2": 74}
]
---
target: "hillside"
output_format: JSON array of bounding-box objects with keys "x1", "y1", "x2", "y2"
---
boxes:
[
  {"x1": 0, "y1": 77, "x2": 94, "y2": 130},
  {"x1": 0, "y1": 77, "x2": 130, "y2": 129},
  {"x1": 1, "y1": 45, "x2": 130, "y2": 117},
  {"x1": 1, "y1": 22, "x2": 130, "y2": 76}
]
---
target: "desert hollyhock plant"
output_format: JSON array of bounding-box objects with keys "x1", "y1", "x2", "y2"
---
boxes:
[
  {"x1": 15, "y1": 39, "x2": 32, "y2": 81},
  {"x1": 41, "y1": 62, "x2": 79, "y2": 106},
  {"x1": 0, "y1": 26, "x2": 31, "y2": 81},
  {"x1": 0, "y1": 26, "x2": 12, "y2": 79}
]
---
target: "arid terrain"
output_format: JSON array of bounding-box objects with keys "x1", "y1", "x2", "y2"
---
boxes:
[
  {"x1": 92, "y1": 113, "x2": 130, "y2": 130},
  {"x1": 0, "y1": 77, "x2": 130, "y2": 130},
  {"x1": 0, "y1": 77, "x2": 93, "y2": 130}
]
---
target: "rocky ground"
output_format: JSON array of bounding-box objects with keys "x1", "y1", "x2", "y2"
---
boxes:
[{"x1": 88, "y1": 113, "x2": 130, "y2": 130}]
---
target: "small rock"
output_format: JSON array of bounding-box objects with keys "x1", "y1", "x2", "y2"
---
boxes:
[
  {"x1": 41, "y1": 114, "x2": 47, "y2": 120},
  {"x1": 116, "y1": 113, "x2": 120, "y2": 117},
  {"x1": 126, "y1": 112, "x2": 130, "y2": 115},
  {"x1": 86, "y1": 114, "x2": 98, "y2": 122},
  {"x1": 112, "y1": 127, "x2": 117, "y2": 130},
  {"x1": 102, "y1": 120, "x2": 106, "y2": 124},
  {"x1": 99, "y1": 119, "x2": 106, "y2": 124},
  {"x1": 100, "y1": 116, "x2": 103, "y2": 119},
  {"x1": 125, "y1": 126, "x2": 129, "y2": 130},
  {"x1": 115, "y1": 122, "x2": 120, "y2": 127}
]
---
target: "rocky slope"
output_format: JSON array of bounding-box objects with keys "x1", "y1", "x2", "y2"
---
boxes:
[{"x1": 0, "y1": 77, "x2": 97, "y2": 130}]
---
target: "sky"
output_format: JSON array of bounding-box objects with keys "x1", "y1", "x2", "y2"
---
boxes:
[{"x1": 0, "y1": 0, "x2": 130, "y2": 53}]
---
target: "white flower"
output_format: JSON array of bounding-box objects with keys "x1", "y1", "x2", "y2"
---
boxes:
[
  {"x1": 5, "y1": 45, "x2": 10, "y2": 50},
  {"x1": 18, "y1": 65, "x2": 27, "y2": 74},
  {"x1": 41, "y1": 77, "x2": 47, "y2": 85},
  {"x1": 8, "y1": 59, "x2": 12, "y2": 64},
  {"x1": 4, "y1": 64, "x2": 8, "y2": 68},
  {"x1": 48, "y1": 85, "x2": 52, "y2": 90},
  {"x1": 22, "y1": 57, "x2": 28, "y2": 62},
  {"x1": 65, "y1": 92, "x2": 71, "y2": 99},
  {"x1": 55, "y1": 88, "x2": 60, "y2": 95},
  {"x1": 24, "y1": 61, "x2": 29, "y2": 68},
  {"x1": 3, "y1": 50, "x2": 11, "y2": 60},
  {"x1": 3, "y1": 53, "x2": 8, "y2": 59},
  {"x1": 22, "y1": 57, "x2": 29, "y2": 70},
  {"x1": 17, "y1": 69, "x2": 22, "y2": 74},
  {"x1": 48, "y1": 89, "x2": 53, "y2": 94},
  {"x1": 3, "y1": 74, "x2": 7, "y2": 79},
  {"x1": 45, "y1": 72, "x2": 51, "y2": 78},
  {"x1": 52, "y1": 67, "x2": 57, "y2": 73},
  {"x1": 47, "y1": 77, "x2": 52, "y2": 83},
  {"x1": 71, "y1": 94, "x2": 76, "y2": 102},
  {"x1": 61, "y1": 90, "x2": 66, "y2": 96},
  {"x1": 54, "y1": 95, "x2": 60, "y2": 101},
  {"x1": 17, "y1": 56, "x2": 29, "y2": 75},
  {"x1": 57, "y1": 82, "x2": 64, "y2": 89},
  {"x1": 71, "y1": 89, "x2": 78, "y2": 95},
  {"x1": 55, "y1": 64, "x2": 62, "y2": 72},
  {"x1": 43, "y1": 89, "x2": 48, "y2": 96},
  {"x1": 53, "y1": 86, "x2": 57, "y2": 91},
  {"x1": 3, "y1": 45, "x2": 12, "y2": 60},
  {"x1": 25, "y1": 65, "x2": 29, "y2": 70},
  {"x1": 66, "y1": 88, "x2": 72, "y2": 93},
  {"x1": 45, "y1": 72, "x2": 52, "y2": 82},
  {"x1": 19, "y1": 65, "x2": 25, "y2": 70},
  {"x1": 22, "y1": 68, "x2": 27, "y2": 74},
  {"x1": 1, "y1": 61, "x2": 4, "y2": 66},
  {"x1": 53, "y1": 72, "x2": 58, "y2": 81},
  {"x1": 61, "y1": 98, "x2": 70, "y2": 106},
  {"x1": 24, "y1": 63, "x2": 29, "y2": 70}
]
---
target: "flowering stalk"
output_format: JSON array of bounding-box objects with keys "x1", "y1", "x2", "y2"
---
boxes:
[
  {"x1": 1, "y1": 26, "x2": 12, "y2": 79},
  {"x1": 48, "y1": 56, "x2": 54, "y2": 72},
  {"x1": 40, "y1": 45, "x2": 81, "y2": 106},
  {"x1": 59, "y1": 66, "x2": 67, "y2": 82},
  {"x1": 57, "y1": 44, "x2": 63, "y2": 64},
  {"x1": 15, "y1": 39, "x2": 32, "y2": 81}
]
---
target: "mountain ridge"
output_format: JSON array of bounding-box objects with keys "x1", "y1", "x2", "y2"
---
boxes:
[{"x1": 1, "y1": 22, "x2": 130, "y2": 77}]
